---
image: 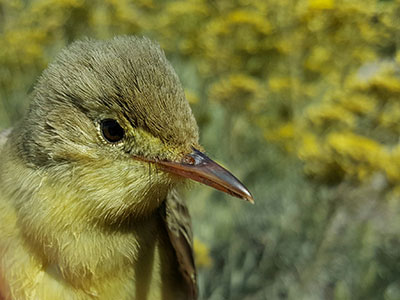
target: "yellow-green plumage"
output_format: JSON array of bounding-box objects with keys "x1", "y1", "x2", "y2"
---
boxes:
[{"x1": 0, "y1": 36, "x2": 198, "y2": 299}]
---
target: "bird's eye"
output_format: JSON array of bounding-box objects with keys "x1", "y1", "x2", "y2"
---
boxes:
[{"x1": 100, "y1": 119, "x2": 125, "y2": 143}]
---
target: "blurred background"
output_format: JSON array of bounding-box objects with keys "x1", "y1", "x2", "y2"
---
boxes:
[{"x1": 1, "y1": 0, "x2": 400, "y2": 299}]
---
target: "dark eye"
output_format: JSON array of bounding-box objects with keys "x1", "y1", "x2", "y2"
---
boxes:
[{"x1": 100, "y1": 119, "x2": 124, "y2": 143}]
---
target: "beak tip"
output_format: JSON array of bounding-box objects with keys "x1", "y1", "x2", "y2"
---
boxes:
[
  {"x1": 234, "y1": 182, "x2": 254, "y2": 204},
  {"x1": 247, "y1": 196, "x2": 255, "y2": 204},
  {"x1": 242, "y1": 191, "x2": 255, "y2": 204}
]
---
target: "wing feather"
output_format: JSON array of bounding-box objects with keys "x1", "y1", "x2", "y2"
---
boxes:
[{"x1": 160, "y1": 189, "x2": 198, "y2": 299}]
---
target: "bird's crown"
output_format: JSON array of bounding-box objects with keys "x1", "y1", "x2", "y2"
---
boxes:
[{"x1": 18, "y1": 36, "x2": 199, "y2": 167}]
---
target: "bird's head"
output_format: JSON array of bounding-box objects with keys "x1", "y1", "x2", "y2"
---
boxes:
[{"x1": 14, "y1": 36, "x2": 252, "y2": 223}]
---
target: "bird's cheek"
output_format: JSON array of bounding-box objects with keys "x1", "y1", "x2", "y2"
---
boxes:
[
  {"x1": 127, "y1": 130, "x2": 169, "y2": 160},
  {"x1": 129, "y1": 144, "x2": 184, "y2": 165}
]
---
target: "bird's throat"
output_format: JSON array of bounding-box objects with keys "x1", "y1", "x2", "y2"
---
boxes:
[{"x1": 0, "y1": 155, "x2": 181, "y2": 298}]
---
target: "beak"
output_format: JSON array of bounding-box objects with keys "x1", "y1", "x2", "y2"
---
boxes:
[{"x1": 154, "y1": 148, "x2": 254, "y2": 203}]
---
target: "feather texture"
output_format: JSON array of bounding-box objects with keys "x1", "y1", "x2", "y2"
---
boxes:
[{"x1": 161, "y1": 189, "x2": 197, "y2": 299}]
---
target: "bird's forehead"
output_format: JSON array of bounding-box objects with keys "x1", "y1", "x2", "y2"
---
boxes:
[{"x1": 50, "y1": 37, "x2": 199, "y2": 150}]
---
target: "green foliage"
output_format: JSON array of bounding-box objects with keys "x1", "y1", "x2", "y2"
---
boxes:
[{"x1": 1, "y1": 0, "x2": 400, "y2": 299}]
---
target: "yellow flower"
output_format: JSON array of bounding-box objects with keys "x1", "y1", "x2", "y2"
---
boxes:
[
  {"x1": 226, "y1": 9, "x2": 271, "y2": 35},
  {"x1": 308, "y1": 0, "x2": 334, "y2": 10},
  {"x1": 185, "y1": 89, "x2": 200, "y2": 104},
  {"x1": 339, "y1": 94, "x2": 375, "y2": 115},
  {"x1": 327, "y1": 132, "x2": 385, "y2": 180},
  {"x1": 209, "y1": 74, "x2": 261, "y2": 106},
  {"x1": 194, "y1": 238, "x2": 212, "y2": 268},
  {"x1": 307, "y1": 104, "x2": 355, "y2": 129},
  {"x1": 269, "y1": 76, "x2": 291, "y2": 92}
]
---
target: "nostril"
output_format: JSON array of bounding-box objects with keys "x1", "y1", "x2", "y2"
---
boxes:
[
  {"x1": 187, "y1": 148, "x2": 208, "y2": 166},
  {"x1": 182, "y1": 155, "x2": 196, "y2": 165}
]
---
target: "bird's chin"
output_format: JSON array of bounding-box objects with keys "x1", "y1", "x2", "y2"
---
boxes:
[{"x1": 39, "y1": 159, "x2": 179, "y2": 225}]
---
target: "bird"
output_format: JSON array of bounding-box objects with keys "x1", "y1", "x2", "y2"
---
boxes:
[{"x1": 0, "y1": 36, "x2": 253, "y2": 300}]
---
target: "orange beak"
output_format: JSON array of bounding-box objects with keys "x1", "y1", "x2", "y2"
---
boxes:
[{"x1": 143, "y1": 148, "x2": 254, "y2": 203}]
